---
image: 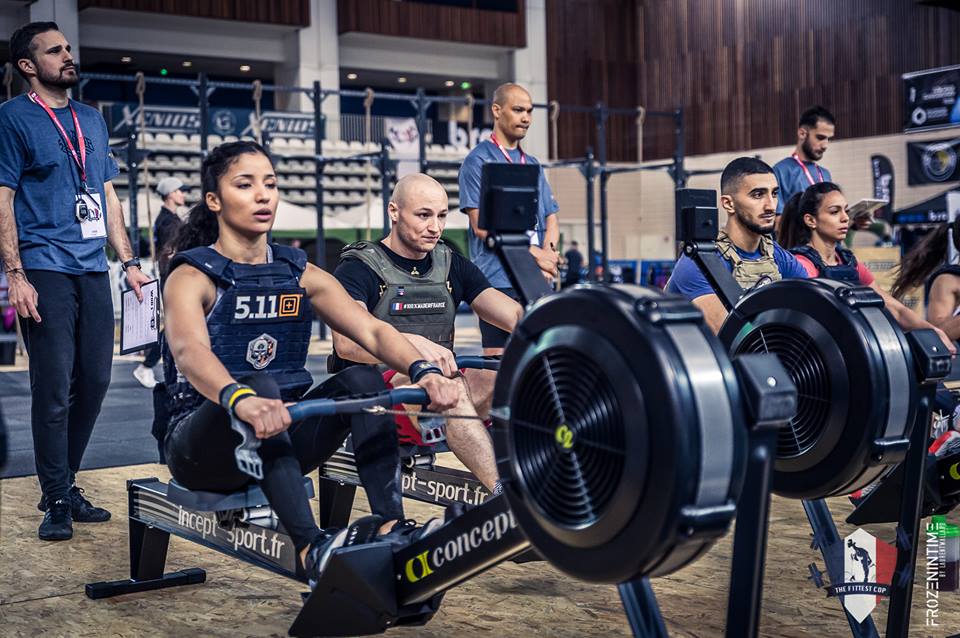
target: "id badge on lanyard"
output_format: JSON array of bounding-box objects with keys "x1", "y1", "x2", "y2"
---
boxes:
[
  {"x1": 28, "y1": 91, "x2": 106, "y2": 239},
  {"x1": 791, "y1": 153, "x2": 825, "y2": 187}
]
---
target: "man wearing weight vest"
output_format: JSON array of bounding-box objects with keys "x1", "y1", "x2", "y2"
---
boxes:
[
  {"x1": 329, "y1": 173, "x2": 523, "y2": 494},
  {"x1": 667, "y1": 157, "x2": 809, "y2": 333}
]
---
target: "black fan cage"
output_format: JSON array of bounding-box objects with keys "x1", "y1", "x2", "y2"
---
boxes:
[
  {"x1": 510, "y1": 346, "x2": 627, "y2": 528},
  {"x1": 736, "y1": 324, "x2": 831, "y2": 458}
]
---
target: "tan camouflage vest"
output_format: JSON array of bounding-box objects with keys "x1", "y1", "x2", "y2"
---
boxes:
[{"x1": 715, "y1": 230, "x2": 781, "y2": 290}]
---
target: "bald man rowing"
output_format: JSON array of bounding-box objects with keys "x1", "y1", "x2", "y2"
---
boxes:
[{"x1": 329, "y1": 173, "x2": 523, "y2": 493}]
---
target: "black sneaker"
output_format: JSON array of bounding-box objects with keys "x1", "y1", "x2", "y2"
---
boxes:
[
  {"x1": 38, "y1": 499, "x2": 73, "y2": 541},
  {"x1": 305, "y1": 515, "x2": 384, "y2": 589},
  {"x1": 68, "y1": 486, "x2": 111, "y2": 522},
  {"x1": 38, "y1": 486, "x2": 111, "y2": 522},
  {"x1": 380, "y1": 517, "x2": 443, "y2": 547}
]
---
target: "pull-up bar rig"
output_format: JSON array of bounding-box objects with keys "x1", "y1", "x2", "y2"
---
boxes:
[{"x1": 1, "y1": 68, "x2": 708, "y2": 284}]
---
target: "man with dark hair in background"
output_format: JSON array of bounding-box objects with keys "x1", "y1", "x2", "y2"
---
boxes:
[
  {"x1": 0, "y1": 22, "x2": 149, "y2": 541},
  {"x1": 773, "y1": 105, "x2": 836, "y2": 223},
  {"x1": 667, "y1": 157, "x2": 808, "y2": 333}
]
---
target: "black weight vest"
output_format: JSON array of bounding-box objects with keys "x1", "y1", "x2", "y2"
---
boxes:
[
  {"x1": 790, "y1": 245, "x2": 861, "y2": 283},
  {"x1": 166, "y1": 244, "x2": 314, "y2": 425}
]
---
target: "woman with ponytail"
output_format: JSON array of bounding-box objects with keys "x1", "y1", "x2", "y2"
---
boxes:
[
  {"x1": 161, "y1": 142, "x2": 459, "y2": 586},
  {"x1": 891, "y1": 222, "x2": 960, "y2": 340},
  {"x1": 779, "y1": 181, "x2": 953, "y2": 351}
]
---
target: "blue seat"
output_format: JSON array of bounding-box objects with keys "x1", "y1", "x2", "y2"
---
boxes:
[{"x1": 166, "y1": 477, "x2": 315, "y2": 512}]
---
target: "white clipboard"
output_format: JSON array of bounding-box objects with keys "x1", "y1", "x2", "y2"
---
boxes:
[{"x1": 120, "y1": 279, "x2": 160, "y2": 355}]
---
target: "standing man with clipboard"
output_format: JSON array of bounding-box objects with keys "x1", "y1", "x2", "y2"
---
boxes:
[
  {"x1": 0, "y1": 22, "x2": 150, "y2": 541},
  {"x1": 773, "y1": 106, "x2": 837, "y2": 230}
]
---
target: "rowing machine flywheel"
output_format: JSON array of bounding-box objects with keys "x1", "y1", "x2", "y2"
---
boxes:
[
  {"x1": 493, "y1": 285, "x2": 747, "y2": 584},
  {"x1": 719, "y1": 279, "x2": 916, "y2": 499}
]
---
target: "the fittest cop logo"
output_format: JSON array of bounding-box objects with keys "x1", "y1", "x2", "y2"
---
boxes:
[
  {"x1": 246, "y1": 333, "x2": 277, "y2": 369},
  {"x1": 826, "y1": 528, "x2": 895, "y2": 622}
]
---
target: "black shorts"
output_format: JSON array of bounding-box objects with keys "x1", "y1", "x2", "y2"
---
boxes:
[{"x1": 479, "y1": 287, "x2": 519, "y2": 349}]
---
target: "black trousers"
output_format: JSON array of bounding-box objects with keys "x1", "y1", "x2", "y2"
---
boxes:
[
  {"x1": 164, "y1": 366, "x2": 404, "y2": 552},
  {"x1": 20, "y1": 270, "x2": 114, "y2": 503},
  {"x1": 142, "y1": 337, "x2": 161, "y2": 367}
]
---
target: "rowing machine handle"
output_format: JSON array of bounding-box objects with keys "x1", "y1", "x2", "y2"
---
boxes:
[{"x1": 454, "y1": 355, "x2": 501, "y2": 371}]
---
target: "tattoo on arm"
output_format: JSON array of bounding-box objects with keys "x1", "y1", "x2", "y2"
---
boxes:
[{"x1": 0, "y1": 189, "x2": 22, "y2": 271}]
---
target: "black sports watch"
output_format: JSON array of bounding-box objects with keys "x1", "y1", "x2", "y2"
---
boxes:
[
  {"x1": 408, "y1": 360, "x2": 443, "y2": 382},
  {"x1": 122, "y1": 257, "x2": 142, "y2": 270}
]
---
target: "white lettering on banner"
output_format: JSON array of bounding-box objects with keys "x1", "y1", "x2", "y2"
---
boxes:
[
  {"x1": 241, "y1": 112, "x2": 314, "y2": 138},
  {"x1": 117, "y1": 105, "x2": 202, "y2": 133},
  {"x1": 446, "y1": 121, "x2": 493, "y2": 150}
]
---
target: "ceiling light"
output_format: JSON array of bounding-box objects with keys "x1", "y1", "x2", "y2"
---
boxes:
[
  {"x1": 397, "y1": 77, "x2": 408, "y2": 84},
  {"x1": 182, "y1": 61, "x2": 193, "y2": 68},
  {"x1": 240, "y1": 65, "x2": 251, "y2": 72},
  {"x1": 120, "y1": 56, "x2": 132, "y2": 63},
  {"x1": 346, "y1": 72, "x2": 358, "y2": 80},
  {"x1": 444, "y1": 80, "x2": 455, "y2": 87}
]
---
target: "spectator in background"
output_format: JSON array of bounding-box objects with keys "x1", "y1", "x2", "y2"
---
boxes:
[
  {"x1": 563, "y1": 240, "x2": 583, "y2": 288},
  {"x1": 133, "y1": 176, "x2": 185, "y2": 388}
]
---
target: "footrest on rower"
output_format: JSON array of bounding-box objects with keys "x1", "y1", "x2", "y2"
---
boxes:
[
  {"x1": 85, "y1": 567, "x2": 207, "y2": 599},
  {"x1": 165, "y1": 477, "x2": 315, "y2": 512},
  {"x1": 290, "y1": 543, "x2": 442, "y2": 637}
]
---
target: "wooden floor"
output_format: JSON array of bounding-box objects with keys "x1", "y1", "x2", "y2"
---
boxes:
[{"x1": 1, "y1": 462, "x2": 959, "y2": 638}]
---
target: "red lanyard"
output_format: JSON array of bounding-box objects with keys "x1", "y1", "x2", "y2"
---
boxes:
[
  {"x1": 791, "y1": 153, "x2": 824, "y2": 186},
  {"x1": 28, "y1": 91, "x2": 87, "y2": 185},
  {"x1": 490, "y1": 133, "x2": 526, "y2": 164}
]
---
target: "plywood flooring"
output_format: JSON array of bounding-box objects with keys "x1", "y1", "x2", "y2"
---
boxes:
[{"x1": 1, "y1": 463, "x2": 958, "y2": 638}]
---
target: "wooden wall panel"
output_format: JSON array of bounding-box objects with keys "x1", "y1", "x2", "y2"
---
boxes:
[
  {"x1": 77, "y1": 0, "x2": 310, "y2": 26},
  {"x1": 337, "y1": 0, "x2": 526, "y2": 48},
  {"x1": 548, "y1": 0, "x2": 960, "y2": 161},
  {"x1": 546, "y1": 0, "x2": 640, "y2": 161}
]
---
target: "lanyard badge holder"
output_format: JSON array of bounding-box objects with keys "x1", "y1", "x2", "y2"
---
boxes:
[{"x1": 28, "y1": 91, "x2": 106, "y2": 239}]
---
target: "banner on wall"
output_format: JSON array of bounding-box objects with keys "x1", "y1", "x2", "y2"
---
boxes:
[
  {"x1": 870, "y1": 155, "x2": 895, "y2": 219},
  {"x1": 903, "y1": 64, "x2": 960, "y2": 132},
  {"x1": 106, "y1": 104, "x2": 316, "y2": 139},
  {"x1": 907, "y1": 138, "x2": 960, "y2": 185}
]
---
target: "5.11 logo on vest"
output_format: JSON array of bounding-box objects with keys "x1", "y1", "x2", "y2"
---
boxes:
[{"x1": 233, "y1": 292, "x2": 303, "y2": 322}]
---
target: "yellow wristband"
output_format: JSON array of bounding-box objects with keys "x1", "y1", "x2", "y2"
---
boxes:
[{"x1": 228, "y1": 387, "x2": 256, "y2": 409}]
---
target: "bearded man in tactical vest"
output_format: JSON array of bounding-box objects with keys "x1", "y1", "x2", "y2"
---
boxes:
[
  {"x1": 330, "y1": 174, "x2": 523, "y2": 494},
  {"x1": 667, "y1": 157, "x2": 810, "y2": 333}
]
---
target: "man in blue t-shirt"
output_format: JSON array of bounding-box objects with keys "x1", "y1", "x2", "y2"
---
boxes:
[
  {"x1": 0, "y1": 22, "x2": 150, "y2": 542},
  {"x1": 458, "y1": 82, "x2": 560, "y2": 351},
  {"x1": 668, "y1": 157, "x2": 809, "y2": 333},
  {"x1": 772, "y1": 105, "x2": 835, "y2": 219}
]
